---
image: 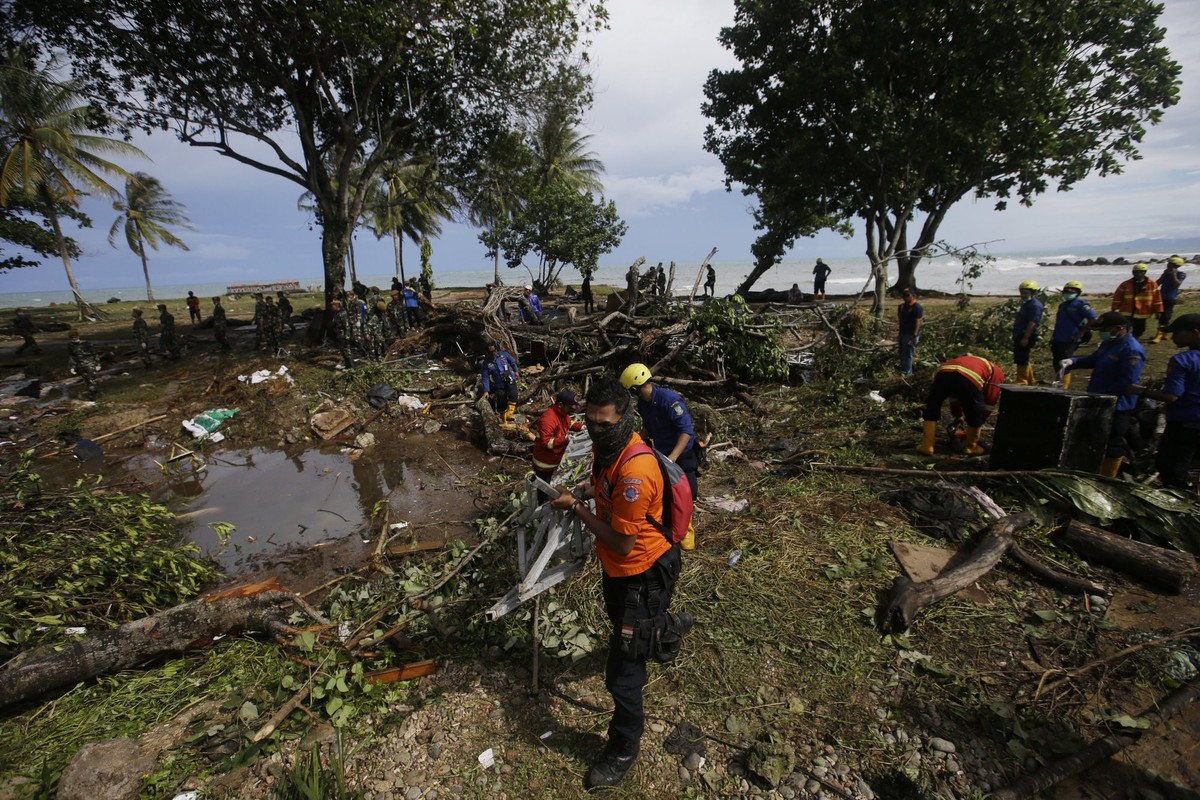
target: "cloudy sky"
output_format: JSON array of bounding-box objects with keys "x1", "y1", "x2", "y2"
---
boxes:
[{"x1": 4, "y1": 0, "x2": 1198, "y2": 293}]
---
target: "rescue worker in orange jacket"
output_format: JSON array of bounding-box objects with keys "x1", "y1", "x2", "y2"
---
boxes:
[
  {"x1": 917, "y1": 355, "x2": 1006, "y2": 456},
  {"x1": 1111, "y1": 263, "x2": 1163, "y2": 340}
]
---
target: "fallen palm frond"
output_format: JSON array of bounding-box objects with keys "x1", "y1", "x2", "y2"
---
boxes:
[{"x1": 975, "y1": 471, "x2": 1200, "y2": 556}]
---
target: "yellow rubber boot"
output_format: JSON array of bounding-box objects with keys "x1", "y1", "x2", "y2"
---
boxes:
[
  {"x1": 963, "y1": 426, "x2": 985, "y2": 455},
  {"x1": 1061, "y1": 372, "x2": 1073, "y2": 390},
  {"x1": 1151, "y1": 330, "x2": 1165, "y2": 344},
  {"x1": 1100, "y1": 455, "x2": 1123, "y2": 477},
  {"x1": 1014, "y1": 366, "x2": 1028, "y2": 385},
  {"x1": 503, "y1": 402, "x2": 516, "y2": 424},
  {"x1": 1025, "y1": 364, "x2": 1036, "y2": 385},
  {"x1": 681, "y1": 522, "x2": 696, "y2": 551},
  {"x1": 916, "y1": 421, "x2": 938, "y2": 455}
]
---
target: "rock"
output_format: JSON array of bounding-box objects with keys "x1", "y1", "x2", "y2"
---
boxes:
[
  {"x1": 57, "y1": 739, "x2": 155, "y2": 800},
  {"x1": 428, "y1": 742, "x2": 444, "y2": 760},
  {"x1": 405, "y1": 787, "x2": 422, "y2": 800},
  {"x1": 683, "y1": 751, "x2": 705, "y2": 771},
  {"x1": 929, "y1": 737, "x2": 956, "y2": 754},
  {"x1": 805, "y1": 779, "x2": 821, "y2": 794},
  {"x1": 945, "y1": 757, "x2": 961, "y2": 773},
  {"x1": 355, "y1": 432, "x2": 377, "y2": 449},
  {"x1": 423, "y1": 420, "x2": 442, "y2": 434}
]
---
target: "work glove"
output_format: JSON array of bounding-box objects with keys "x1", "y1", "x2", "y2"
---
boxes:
[{"x1": 1058, "y1": 359, "x2": 1073, "y2": 375}]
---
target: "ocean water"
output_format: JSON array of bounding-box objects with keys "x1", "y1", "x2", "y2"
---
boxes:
[{"x1": 0, "y1": 250, "x2": 1189, "y2": 309}]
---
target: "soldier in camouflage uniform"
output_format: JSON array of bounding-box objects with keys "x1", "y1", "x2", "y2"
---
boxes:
[
  {"x1": 212, "y1": 296, "x2": 232, "y2": 351},
  {"x1": 67, "y1": 328, "x2": 101, "y2": 399},
  {"x1": 388, "y1": 290, "x2": 407, "y2": 339},
  {"x1": 262, "y1": 296, "x2": 281, "y2": 352},
  {"x1": 276, "y1": 291, "x2": 295, "y2": 334},
  {"x1": 157, "y1": 304, "x2": 181, "y2": 359},
  {"x1": 12, "y1": 310, "x2": 41, "y2": 355},
  {"x1": 363, "y1": 299, "x2": 388, "y2": 360},
  {"x1": 252, "y1": 292, "x2": 267, "y2": 349},
  {"x1": 330, "y1": 299, "x2": 356, "y2": 369},
  {"x1": 131, "y1": 308, "x2": 152, "y2": 369}
]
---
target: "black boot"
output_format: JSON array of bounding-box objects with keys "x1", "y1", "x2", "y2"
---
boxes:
[{"x1": 584, "y1": 735, "x2": 639, "y2": 790}]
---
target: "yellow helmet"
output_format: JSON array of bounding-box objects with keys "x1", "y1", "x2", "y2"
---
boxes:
[
  {"x1": 1133, "y1": 262, "x2": 1148, "y2": 272},
  {"x1": 620, "y1": 363, "x2": 652, "y2": 390},
  {"x1": 1168, "y1": 256, "x2": 1185, "y2": 267},
  {"x1": 1063, "y1": 280, "x2": 1084, "y2": 292},
  {"x1": 1019, "y1": 280, "x2": 1039, "y2": 291}
]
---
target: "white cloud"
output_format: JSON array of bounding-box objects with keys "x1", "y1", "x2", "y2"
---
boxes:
[{"x1": 606, "y1": 163, "x2": 730, "y2": 215}]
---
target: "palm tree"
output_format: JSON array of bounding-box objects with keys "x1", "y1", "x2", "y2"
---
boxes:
[
  {"x1": 365, "y1": 158, "x2": 457, "y2": 285},
  {"x1": 109, "y1": 173, "x2": 192, "y2": 302},
  {"x1": 466, "y1": 130, "x2": 533, "y2": 283},
  {"x1": 0, "y1": 47, "x2": 144, "y2": 319},
  {"x1": 530, "y1": 101, "x2": 604, "y2": 194}
]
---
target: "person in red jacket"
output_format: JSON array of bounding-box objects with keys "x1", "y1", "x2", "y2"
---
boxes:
[
  {"x1": 917, "y1": 355, "x2": 1006, "y2": 456},
  {"x1": 532, "y1": 389, "x2": 584, "y2": 497}
]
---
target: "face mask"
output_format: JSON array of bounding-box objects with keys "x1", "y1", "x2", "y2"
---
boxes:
[
  {"x1": 1062, "y1": 292, "x2": 1078, "y2": 302},
  {"x1": 587, "y1": 407, "x2": 637, "y2": 469},
  {"x1": 1099, "y1": 331, "x2": 1114, "y2": 342}
]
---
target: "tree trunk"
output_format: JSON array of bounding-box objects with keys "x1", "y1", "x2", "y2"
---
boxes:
[
  {"x1": 347, "y1": 238, "x2": 358, "y2": 285},
  {"x1": 492, "y1": 250, "x2": 499, "y2": 286},
  {"x1": 45, "y1": 200, "x2": 89, "y2": 320},
  {"x1": 0, "y1": 587, "x2": 296, "y2": 711},
  {"x1": 139, "y1": 247, "x2": 155, "y2": 303},
  {"x1": 991, "y1": 676, "x2": 1200, "y2": 800},
  {"x1": 876, "y1": 511, "x2": 1034, "y2": 634},
  {"x1": 1058, "y1": 520, "x2": 1196, "y2": 594},
  {"x1": 320, "y1": 220, "x2": 350, "y2": 311},
  {"x1": 391, "y1": 229, "x2": 402, "y2": 279}
]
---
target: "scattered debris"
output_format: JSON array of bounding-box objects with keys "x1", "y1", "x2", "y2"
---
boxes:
[{"x1": 181, "y1": 408, "x2": 239, "y2": 442}]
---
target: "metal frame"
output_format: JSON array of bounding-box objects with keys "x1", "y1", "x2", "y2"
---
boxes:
[{"x1": 486, "y1": 432, "x2": 593, "y2": 621}]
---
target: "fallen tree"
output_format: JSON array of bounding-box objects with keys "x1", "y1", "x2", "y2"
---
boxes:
[
  {"x1": 1058, "y1": 520, "x2": 1196, "y2": 594},
  {"x1": 876, "y1": 511, "x2": 1035, "y2": 634},
  {"x1": 0, "y1": 579, "x2": 301, "y2": 712}
]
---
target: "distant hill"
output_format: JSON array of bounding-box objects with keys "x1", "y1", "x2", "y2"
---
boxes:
[{"x1": 1081, "y1": 237, "x2": 1200, "y2": 253}]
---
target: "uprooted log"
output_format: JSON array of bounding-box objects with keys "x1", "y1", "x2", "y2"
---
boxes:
[
  {"x1": 1058, "y1": 520, "x2": 1196, "y2": 594},
  {"x1": 877, "y1": 511, "x2": 1035, "y2": 634},
  {"x1": 0, "y1": 580, "x2": 300, "y2": 712},
  {"x1": 992, "y1": 675, "x2": 1200, "y2": 800}
]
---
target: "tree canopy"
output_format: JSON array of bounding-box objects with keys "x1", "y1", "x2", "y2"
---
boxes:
[
  {"x1": 19, "y1": 0, "x2": 606, "y2": 307},
  {"x1": 0, "y1": 188, "x2": 86, "y2": 272},
  {"x1": 480, "y1": 181, "x2": 626, "y2": 291},
  {"x1": 702, "y1": 0, "x2": 1181, "y2": 310}
]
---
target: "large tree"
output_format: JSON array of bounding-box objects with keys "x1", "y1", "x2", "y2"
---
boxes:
[
  {"x1": 109, "y1": 172, "x2": 192, "y2": 302},
  {"x1": 703, "y1": 0, "x2": 1181, "y2": 312},
  {"x1": 480, "y1": 181, "x2": 626, "y2": 291},
  {"x1": 20, "y1": 0, "x2": 605, "y2": 309},
  {"x1": 0, "y1": 47, "x2": 142, "y2": 318}
]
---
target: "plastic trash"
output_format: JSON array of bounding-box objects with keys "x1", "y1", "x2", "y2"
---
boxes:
[
  {"x1": 727, "y1": 549, "x2": 742, "y2": 567},
  {"x1": 866, "y1": 390, "x2": 886, "y2": 403},
  {"x1": 182, "y1": 408, "x2": 240, "y2": 440},
  {"x1": 478, "y1": 748, "x2": 495, "y2": 769}
]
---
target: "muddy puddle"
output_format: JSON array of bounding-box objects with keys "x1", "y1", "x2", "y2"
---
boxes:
[{"x1": 108, "y1": 429, "x2": 492, "y2": 577}]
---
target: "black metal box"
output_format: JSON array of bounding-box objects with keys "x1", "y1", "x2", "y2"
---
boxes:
[{"x1": 990, "y1": 386, "x2": 1116, "y2": 471}]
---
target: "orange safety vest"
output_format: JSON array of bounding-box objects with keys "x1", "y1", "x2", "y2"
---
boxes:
[
  {"x1": 938, "y1": 355, "x2": 1006, "y2": 405},
  {"x1": 1111, "y1": 278, "x2": 1163, "y2": 319}
]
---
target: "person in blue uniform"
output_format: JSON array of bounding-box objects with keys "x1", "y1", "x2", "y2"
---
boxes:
[
  {"x1": 1050, "y1": 280, "x2": 1097, "y2": 389},
  {"x1": 1151, "y1": 256, "x2": 1187, "y2": 344},
  {"x1": 1061, "y1": 311, "x2": 1146, "y2": 477},
  {"x1": 620, "y1": 362, "x2": 697, "y2": 549},
  {"x1": 480, "y1": 340, "x2": 520, "y2": 424},
  {"x1": 1134, "y1": 313, "x2": 1200, "y2": 489},
  {"x1": 897, "y1": 288, "x2": 923, "y2": 375},
  {"x1": 518, "y1": 285, "x2": 544, "y2": 324},
  {"x1": 1013, "y1": 280, "x2": 1044, "y2": 384}
]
